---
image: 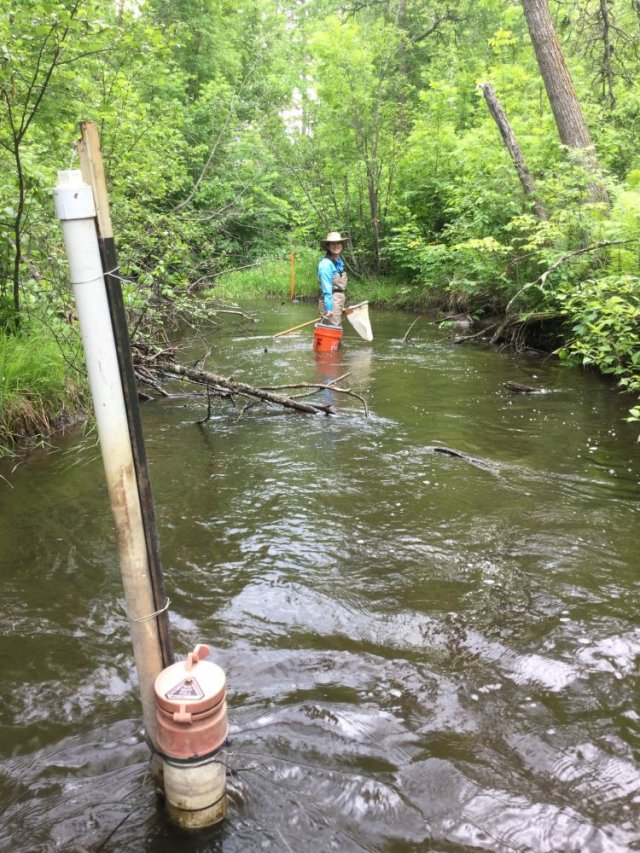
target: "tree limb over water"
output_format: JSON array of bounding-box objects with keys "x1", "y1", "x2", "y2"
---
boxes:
[{"x1": 131, "y1": 344, "x2": 369, "y2": 417}]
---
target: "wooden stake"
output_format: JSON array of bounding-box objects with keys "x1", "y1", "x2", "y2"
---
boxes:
[
  {"x1": 76, "y1": 121, "x2": 114, "y2": 238},
  {"x1": 289, "y1": 251, "x2": 296, "y2": 300}
]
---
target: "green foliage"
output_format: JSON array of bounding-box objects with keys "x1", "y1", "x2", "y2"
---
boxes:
[
  {"x1": 213, "y1": 258, "x2": 300, "y2": 301},
  {"x1": 0, "y1": 331, "x2": 63, "y2": 404},
  {"x1": 386, "y1": 222, "x2": 513, "y2": 311},
  {"x1": 211, "y1": 257, "x2": 407, "y2": 312},
  {"x1": 555, "y1": 273, "x2": 640, "y2": 395}
]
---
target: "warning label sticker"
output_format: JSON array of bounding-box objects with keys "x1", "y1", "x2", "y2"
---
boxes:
[{"x1": 166, "y1": 678, "x2": 204, "y2": 700}]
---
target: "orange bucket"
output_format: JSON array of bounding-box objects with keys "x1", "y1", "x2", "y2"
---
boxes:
[{"x1": 313, "y1": 323, "x2": 342, "y2": 352}]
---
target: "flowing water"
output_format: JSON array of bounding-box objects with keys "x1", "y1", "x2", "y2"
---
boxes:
[{"x1": 1, "y1": 301, "x2": 639, "y2": 852}]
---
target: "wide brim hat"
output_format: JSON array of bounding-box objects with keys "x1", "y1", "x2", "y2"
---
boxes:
[{"x1": 320, "y1": 231, "x2": 350, "y2": 248}]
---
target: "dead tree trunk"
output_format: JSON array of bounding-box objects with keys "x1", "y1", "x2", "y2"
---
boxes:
[
  {"x1": 521, "y1": 0, "x2": 608, "y2": 204},
  {"x1": 481, "y1": 84, "x2": 548, "y2": 221}
]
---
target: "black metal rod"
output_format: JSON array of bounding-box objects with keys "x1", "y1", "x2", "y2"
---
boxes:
[{"x1": 99, "y1": 236, "x2": 174, "y2": 668}]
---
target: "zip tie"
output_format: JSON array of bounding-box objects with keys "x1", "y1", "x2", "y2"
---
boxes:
[{"x1": 129, "y1": 597, "x2": 171, "y2": 623}]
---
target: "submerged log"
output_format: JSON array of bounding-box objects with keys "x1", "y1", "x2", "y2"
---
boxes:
[
  {"x1": 430, "y1": 446, "x2": 467, "y2": 459},
  {"x1": 504, "y1": 380, "x2": 539, "y2": 394},
  {"x1": 424, "y1": 445, "x2": 499, "y2": 474}
]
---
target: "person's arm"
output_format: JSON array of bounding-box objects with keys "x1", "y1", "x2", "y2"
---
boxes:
[{"x1": 318, "y1": 259, "x2": 334, "y2": 311}]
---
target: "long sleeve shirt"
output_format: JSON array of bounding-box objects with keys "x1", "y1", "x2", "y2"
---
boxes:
[{"x1": 317, "y1": 255, "x2": 345, "y2": 311}]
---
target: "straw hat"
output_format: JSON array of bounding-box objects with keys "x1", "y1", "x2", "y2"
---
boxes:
[{"x1": 320, "y1": 231, "x2": 349, "y2": 248}]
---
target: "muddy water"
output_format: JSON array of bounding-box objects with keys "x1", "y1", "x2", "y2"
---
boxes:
[{"x1": 1, "y1": 301, "x2": 639, "y2": 851}]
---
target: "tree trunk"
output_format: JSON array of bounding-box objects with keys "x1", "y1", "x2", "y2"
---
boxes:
[
  {"x1": 521, "y1": 0, "x2": 608, "y2": 203},
  {"x1": 481, "y1": 84, "x2": 548, "y2": 220},
  {"x1": 12, "y1": 143, "x2": 25, "y2": 317},
  {"x1": 598, "y1": 0, "x2": 615, "y2": 108},
  {"x1": 368, "y1": 174, "x2": 381, "y2": 273},
  {"x1": 344, "y1": 172, "x2": 351, "y2": 236}
]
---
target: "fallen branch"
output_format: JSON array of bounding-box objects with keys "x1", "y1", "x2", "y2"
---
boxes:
[
  {"x1": 154, "y1": 357, "x2": 335, "y2": 415},
  {"x1": 208, "y1": 308, "x2": 258, "y2": 321},
  {"x1": 403, "y1": 317, "x2": 421, "y2": 343},
  {"x1": 132, "y1": 343, "x2": 369, "y2": 417},
  {"x1": 262, "y1": 371, "x2": 350, "y2": 390},
  {"x1": 453, "y1": 322, "x2": 500, "y2": 344},
  {"x1": 261, "y1": 374, "x2": 369, "y2": 417},
  {"x1": 135, "y1": 368, "x2": 171, "y2": 397},
  {"x1": 197, "y1": 385, "x2": 214, "y2": 424}
]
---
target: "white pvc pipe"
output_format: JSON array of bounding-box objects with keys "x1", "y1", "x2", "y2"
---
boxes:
[
  {"x1": 54, "y1": 169, "x2": 164, "y2": 746},
  {"x1": 163, "y1": 758, "x2": 227, "y2": 828}
]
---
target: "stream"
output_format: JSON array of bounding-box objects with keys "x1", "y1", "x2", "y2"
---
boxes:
[{"x1": 1, "y1": 300, "x2": 639, "y2": 851}]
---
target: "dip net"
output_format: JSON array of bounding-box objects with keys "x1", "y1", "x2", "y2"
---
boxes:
[{"x1": 345, "y1": 301, "x2": 373, "y2": 341}]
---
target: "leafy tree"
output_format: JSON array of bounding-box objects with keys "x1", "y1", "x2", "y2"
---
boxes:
[{"x1": 0, "y1": 0, "x2": 112, "y2": 321}]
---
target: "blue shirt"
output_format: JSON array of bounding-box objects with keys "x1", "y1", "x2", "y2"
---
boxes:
[{"x1": 317, "y1": 255, "x2": 345, "y2": 311}]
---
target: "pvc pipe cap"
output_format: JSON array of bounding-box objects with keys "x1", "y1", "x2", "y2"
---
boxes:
[{"x1": 53, "y1": 169, "x2": 96, "y2": 220}]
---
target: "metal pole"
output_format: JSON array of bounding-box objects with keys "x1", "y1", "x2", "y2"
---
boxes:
[{"x1": 53, "y1": 170, "x2": 165, "y2": 747}]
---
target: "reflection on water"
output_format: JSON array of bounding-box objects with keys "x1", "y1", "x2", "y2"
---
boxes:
[
  {"x1": 314, "y1": 348, "x2": 373, "y2": 411},
  {"x1": 1, "y1": 302, "x2": 640, "y2": 851}
]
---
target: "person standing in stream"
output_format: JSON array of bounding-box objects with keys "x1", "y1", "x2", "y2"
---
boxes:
[{"x1": 318, "y1": 231, "x2": 349, "y2": 327}]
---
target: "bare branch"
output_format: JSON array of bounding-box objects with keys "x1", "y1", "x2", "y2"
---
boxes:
[{"x1": 412, "y1": 11, "x2": 458, "y2": 43}]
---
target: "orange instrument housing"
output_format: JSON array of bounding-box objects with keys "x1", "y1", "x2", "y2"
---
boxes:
[{"x1": 154, "y1": 644, "x2": 228, "y2": 760}]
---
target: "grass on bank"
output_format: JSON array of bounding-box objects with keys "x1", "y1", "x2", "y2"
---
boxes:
[
  {"x1": 207, "y1": 248, "x2": 420, "y2": 308},
  {"x1": 0, "y1": 330, "x2": 85, "y2": 457},
  {"x1": 207, "y1": 248, "x2": 317, "y2": 302}
]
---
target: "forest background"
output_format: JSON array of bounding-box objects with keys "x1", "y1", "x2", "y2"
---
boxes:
[{"x1": 2, "y1": 0, "x2": 640, "y2": 452}]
